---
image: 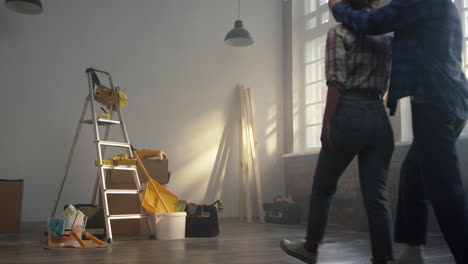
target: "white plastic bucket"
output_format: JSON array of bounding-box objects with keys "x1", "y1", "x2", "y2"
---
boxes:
[{"x1": 154, "y1": 212, "x2": 187, "y2": 240}]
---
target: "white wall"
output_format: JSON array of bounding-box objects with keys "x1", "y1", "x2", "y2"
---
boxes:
[{"x1": 0, "y1": 0, "x2": 284, "y2": 221}]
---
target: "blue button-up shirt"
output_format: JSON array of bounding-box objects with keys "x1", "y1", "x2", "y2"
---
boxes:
[{"x1": 333, "y1": 0, "x2": 468, "y2": 119}]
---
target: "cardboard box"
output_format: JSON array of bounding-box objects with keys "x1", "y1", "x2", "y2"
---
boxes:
[
  {"x1": 0, "y1": 179, "x2": 24, "y2": 233},
  {"x1": 137, "y1": 159, "x2": 170, "y2": 185},
  {"x1": 108, "y1": 159, "x2": 170, "y2": 185}
]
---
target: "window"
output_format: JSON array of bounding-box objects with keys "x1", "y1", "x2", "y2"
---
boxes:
[
  {"x1": 304, "y1": 36, "x2": 327, "y2": 148},
  {"x1": 300, "y1": 0, "x2": 337, "y2": 149},
  {"x1": 455, "y1": 0, "x2": 468, "y2": 136},
  {"x1": 289, "y1": 0, "x2": 468, "y2": 153}
]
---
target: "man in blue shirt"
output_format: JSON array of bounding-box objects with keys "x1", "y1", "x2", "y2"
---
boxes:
[{"x1": 328, "y1": 0, "x2": 468, "y2": 263}]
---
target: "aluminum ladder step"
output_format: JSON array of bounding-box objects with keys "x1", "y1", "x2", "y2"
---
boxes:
[
  {"x1": 98, "y1": 141, "x2": 130, "y2": 148},
  {"x1": 105, "y1": 189, "x2": 142, "y2": 194},
  {"x1": 82, "y1": 119, "x2": 121, "y2": 126},
  {"x1": 101, "y1": 165, "x2": 137, "y2": 171},
  {"x1": 108, "y1": 214, "x2": 149, "y2": 220}
]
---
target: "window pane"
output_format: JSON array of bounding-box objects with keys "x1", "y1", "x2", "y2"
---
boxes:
[
  {"x1": 305, "y1": 0, "x2": 317, "y2": 14},
  {"x1": 305, "y1": 62, "x2": 321, "y2": 84},
  {"x1": 305, "y1": 35, "x2": 327, "y2": 63},
  {"x1": 305, "y1": 41, "x2": 317, "y2": 63},
  {"x1": 321, "y1": 11, "x2": 329, "y2": 24},
  {"x1": 322, "y1": 83, "x2": 328, "y2": 100},
  {"x1": 305, "y1": 82, "x2": 321, "y2": 104},
  {"x1": 306, "y1": 84, "x2": 319, "y2": 105},
  {"x1": 319, "y1": 42, "x2": 326, "y2": 59},
  {"x1": 305, "y1": 61, "x2": 326, "y2": 82},
  {"x1": 306, "y1": 125, "x2": 322, "y2": 148},
  {"x1": 306, "y1": 82, "x2": 327, "y2": 104},
  {"x1": 459, "y1": 5, "x2": 467, "y2": 136},
  {"x1": 465, "y1": 40, "x2": 468, "y2": 66},
  {"x1": 306, "y1": 17, "x2": 318, "y2": 30},
  {"x1": 464, "y1": 11, "x2": 468, "y2": 33},
  {"x1": 306, "y1": 103, "x2": 325, "y2": 125},
  {"x1": 321, "y1": 82, "x2": 328, "y2": 101},
  {"x1": 320, "y1": 60, "x2": 326, "y2": 80}
]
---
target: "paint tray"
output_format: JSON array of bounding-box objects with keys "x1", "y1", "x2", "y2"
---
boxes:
[{"x1": 141, "y1": 177, "x2": 179, "y2": 213}]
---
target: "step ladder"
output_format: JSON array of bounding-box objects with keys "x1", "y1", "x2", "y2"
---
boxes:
[{"x1": 50, "y1": 68, "x2": 153, "y2": 243}]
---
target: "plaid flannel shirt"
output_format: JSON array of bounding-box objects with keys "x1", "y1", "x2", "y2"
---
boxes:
[
  {"x1": 326, "y1": 24, "x2": 392, "y2": 95},
  {"x1": 333, "y1": 0, "x2": 468, "y2": 119}
]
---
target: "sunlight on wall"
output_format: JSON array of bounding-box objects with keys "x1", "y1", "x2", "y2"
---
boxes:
[
  {"x1": 265, "y1": 104, "x2": 278, "y2": 156},
  {"x1": 292, "y1": 84, "x2": 302, "y2": 153},
  {"x1": 173, "y1": 145, "x2": 219, "y2": 202},
  {"x1": 168, "y1": 111, "x2": 226, "y2": 203}
]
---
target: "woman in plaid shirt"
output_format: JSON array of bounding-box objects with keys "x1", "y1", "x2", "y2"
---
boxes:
[{"x1": 281, "y1": 0, "x2": 395, "y2": 263}]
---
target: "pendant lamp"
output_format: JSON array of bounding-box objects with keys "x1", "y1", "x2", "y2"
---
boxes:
[
  {"x1": 224, "y1": 0, "x2": 253, "y2": 47},
  {"x1": 4, "y1": 0, "x2": 43, "y2": 15}
]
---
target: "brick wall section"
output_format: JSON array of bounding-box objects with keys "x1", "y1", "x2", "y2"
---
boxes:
[{"x1": 284, "y1": 137, "x2": 468, "y2": 232}]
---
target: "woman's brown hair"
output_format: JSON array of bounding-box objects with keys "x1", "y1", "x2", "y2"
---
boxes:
[{"x1": 346, "y1": 0, "x2": 379, "y2": 10}]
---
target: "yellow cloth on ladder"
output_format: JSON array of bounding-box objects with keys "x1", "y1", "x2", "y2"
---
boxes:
[{"x1": 118, "y1": 91, "x2": 128, "y2": 110}]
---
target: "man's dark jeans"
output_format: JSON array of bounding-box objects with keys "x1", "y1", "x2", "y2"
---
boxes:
[{"x1": 395, "y1": 102, "x2": 468, "y2": 264}]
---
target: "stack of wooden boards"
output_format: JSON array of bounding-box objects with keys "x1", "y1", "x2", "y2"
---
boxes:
[{"x1": 239, "y1": 85, "x2": 265, "y2": 224}]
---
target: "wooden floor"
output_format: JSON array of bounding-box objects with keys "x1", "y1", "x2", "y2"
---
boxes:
[{"x1": 0, "y1": 219, "x2": 455, "y2": 263}]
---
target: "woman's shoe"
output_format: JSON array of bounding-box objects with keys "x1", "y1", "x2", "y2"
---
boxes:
[
  {"x1": 373, "y1": 260, "x2": 395, "y2": 264},
  {"x1": 395, "y1": 244, "x2": 425, "y2": 264},
  {"x1": 280, "y1": 239, "x2": 318, "y2": 264}
]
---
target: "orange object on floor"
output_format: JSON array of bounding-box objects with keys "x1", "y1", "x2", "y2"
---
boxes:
[
  {"x1": 85, "y1": 232, "x2": 105, "y2": 247},
  {"x1": 70, "y1": 231, "x2": 87, "y2": 248}
]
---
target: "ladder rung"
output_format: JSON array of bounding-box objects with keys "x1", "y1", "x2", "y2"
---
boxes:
[
  {"x1": 82, "y1": 119, "x2": 121, "y2": 126},
  {"x1": 105, "y1": 189, "x2": 142, "y2": 194},
  {"x1": 108, "y1": 214, "x2": 149, "y2": 220},
  {"x1": 101, "y1": 165, "x2": 137, "y2": 171},
  {"x1": 98, "y1": 141, "x2": 130, "y2": 148}
]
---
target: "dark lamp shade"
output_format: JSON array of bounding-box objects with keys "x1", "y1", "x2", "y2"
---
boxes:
[
  {"x1": 224, "y1": 20, "x2": 253, "y2": 47},
  {"x1": 4, "y1": 0, "x2": 43, "y2": 15}
]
